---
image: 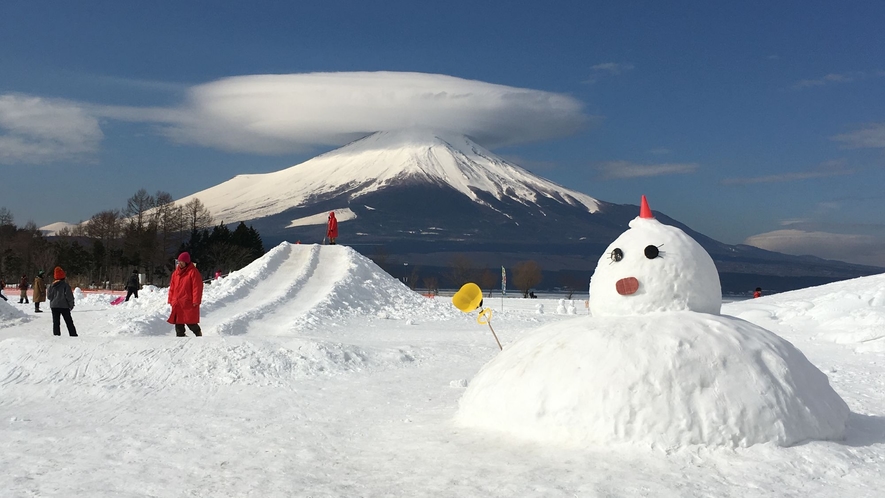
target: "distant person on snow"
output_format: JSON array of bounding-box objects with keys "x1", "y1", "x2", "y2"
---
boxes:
[
  {"x1": 125, "y1": 269, "x2": 140, "y2": 302},
  {"x1": 19, "y1": 274, "x2": 29, "y2": 304},
  {"x1": 33, "y1": 270, "x2": 46, "y2": 313},
  {"x1": 167, "y1": 252, "x2": 204, "y2": 337},
  {"x1": 0, "y1": 276, "x2": 6, "y2": 301},
  {"x1": 48, "y1": 266, "x2": 78, "y2": 337},
  {"x1": 327, "y1": 211, "x2": 338, "y2": 245},
  {"x1": 753, "y1": 287, "x2": 762, "y2": 298}
]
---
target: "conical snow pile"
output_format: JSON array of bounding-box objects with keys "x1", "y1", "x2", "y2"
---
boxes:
[
  {"x1": 105, "y1": 242, "x2": 456, "y2": 336},
  {"x1": 456, "y1": 196, "x2": 849, "y2": 449}
]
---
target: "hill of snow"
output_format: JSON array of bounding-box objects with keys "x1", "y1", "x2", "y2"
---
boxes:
[{"x1": 101, "y1": 242, "x2": 458, "y2": 336}]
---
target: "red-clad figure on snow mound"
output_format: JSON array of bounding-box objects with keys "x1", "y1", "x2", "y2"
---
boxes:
[
  {"x1": 167, "y1": 252, "x2": 204, "y2": 337},
  {"x1": 327, "y1": 211, "x2": 338, "y2": 245}
]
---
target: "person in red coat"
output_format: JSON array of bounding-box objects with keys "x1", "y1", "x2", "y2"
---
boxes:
[
  {"x1": 167, "y1": 252, "x2": 204, "y2": 337},
  {"x1": 326, "y1": 211, "x2": 338, "y2": 245}
]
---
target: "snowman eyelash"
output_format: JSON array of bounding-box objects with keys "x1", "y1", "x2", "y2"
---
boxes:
[{"x1": 644, "y1": 244, "x2": 665, "y2": 259}]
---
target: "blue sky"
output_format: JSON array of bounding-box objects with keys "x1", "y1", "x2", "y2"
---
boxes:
[{"x1": 2, "y1": 1, "x2": 884, "y2": 266}]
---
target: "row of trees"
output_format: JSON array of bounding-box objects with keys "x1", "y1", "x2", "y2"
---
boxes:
[{"x1": 0, "y1": 189, "x2": 264, "y2": 289}]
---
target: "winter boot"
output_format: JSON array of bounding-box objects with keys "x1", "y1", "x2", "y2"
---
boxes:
[{"x1": 35, "y1": 304, "x2": 42, "y2": 313}]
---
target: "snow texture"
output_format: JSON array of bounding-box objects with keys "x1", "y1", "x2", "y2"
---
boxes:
[{"x1": 1, "y1": 236, "x2": 885, "y2": 496}]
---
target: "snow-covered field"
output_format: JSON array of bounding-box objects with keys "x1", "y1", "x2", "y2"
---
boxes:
[{"x1": 2, "y1": 243, "x2": 885, "y2": 497}]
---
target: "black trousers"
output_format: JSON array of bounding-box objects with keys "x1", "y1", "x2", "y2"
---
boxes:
[
  {"x1": 125, "y1": 288, "x2": 139, "y2": 301},
  {"x1": 175, "y1": 323, "x2": 202, "y2": 337},
  {"x1": 51, "y1": 308, "x2": 78, "y2": 336}
]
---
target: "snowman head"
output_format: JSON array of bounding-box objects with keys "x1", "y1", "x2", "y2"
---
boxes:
[{"x1": 589, "y1": 196, "x2": 721, "y2": 316}]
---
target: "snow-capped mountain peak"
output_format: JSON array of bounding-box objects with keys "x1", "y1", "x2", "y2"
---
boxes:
[{"x1": 175, "y1": 129, "x2": 600, "y2": 224}]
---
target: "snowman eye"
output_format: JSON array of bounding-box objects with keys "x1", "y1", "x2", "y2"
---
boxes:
[
  {"x1": 610, "y1": 248, "x2": 624, "y2": 262},
  {"x1": 644, "y1": 245, "x2": 660, "y2": 259}
]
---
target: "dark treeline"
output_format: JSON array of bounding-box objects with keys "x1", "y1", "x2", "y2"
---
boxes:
[{"x1": 0, "y1": 189, "x2": 264, "y2": 289}]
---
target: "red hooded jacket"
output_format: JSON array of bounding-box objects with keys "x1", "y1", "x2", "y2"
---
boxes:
[
  {"x1": 167, "y1": 263, "x2": 204, "y2": 324},
  {"x1": 327, "y1": 212, "x2": 338, "y2": 238}
]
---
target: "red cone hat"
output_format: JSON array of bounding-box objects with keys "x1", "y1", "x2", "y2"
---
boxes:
[{"x1": 639, "y1": 195, "x2": 654, "y2": 219}]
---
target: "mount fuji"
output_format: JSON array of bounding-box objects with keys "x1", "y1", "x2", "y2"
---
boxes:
[{"x1": 175, "y1": 130, "x2": 881, "y2": 293}]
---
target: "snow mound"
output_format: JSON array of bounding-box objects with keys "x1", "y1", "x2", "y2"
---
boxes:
[
  {"x1": 456, "y1": 312, "x2": 849, "y2": 449},
  {"x1": 590, "y1": 217, "x2": 721, "y2": 316},
  {"x1": 105, "y1": 242, "x2": 456, "y2": 336},
  {"x1": 0, "y1": 299, "x2": 32, "y2": 328},
  {"x1": 725, "y1": 272, "x2": 885, "y2": 351}
]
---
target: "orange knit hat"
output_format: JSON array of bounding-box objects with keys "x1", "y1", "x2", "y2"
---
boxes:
[{"x1": 53, "y1": 266, "x2": 66, "y2": 280}]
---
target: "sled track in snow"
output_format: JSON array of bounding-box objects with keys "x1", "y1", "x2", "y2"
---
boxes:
[
  {"x1": 203, "y1": 243, "x2": 351, "y2": 336},
  {"x1": 101, "y1": 242, "x2": 456, "y2": 337},
  {"x1": 0, "y1": 337, "x2": 420, "y2": 393}
]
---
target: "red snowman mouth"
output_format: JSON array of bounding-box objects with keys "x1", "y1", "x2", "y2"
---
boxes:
[{"x1": 616, "y1": 277, "x2": 640, "y2": 296}]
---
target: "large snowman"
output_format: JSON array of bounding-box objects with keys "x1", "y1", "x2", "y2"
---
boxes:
[{"x1": 456, "y1": 196, "x2": 849, "y2": 448}]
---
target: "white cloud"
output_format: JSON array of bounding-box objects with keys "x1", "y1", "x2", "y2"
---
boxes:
[
  {"x1": 831, "y1": 123, "x2": 885, "y2": 149},
  {"x1": 590, "y1": 62, "x2": 635, "y2": 75},
  {"x1": 584, "y1": 63, "x2": 635, "y2": 84},
  {"x1": 793, "y1": 72, "x2": 864, "y2": 89},
  {"x1": 4, "y1": 72, "x2": 590, "y2": 160},
  {"x1": 597, "y1": 160, "x2": 698, "y2": 179},
  {"x1": 0, "y1": 94, "x2": 103, "y2": 165},
  {"x1": 721, "y1": 160, "x2": 854, "y2": 185},
  {"x1": 116, "y1": 72, "x2": 589, "y2": 154},
  {"x1": 744, "y1": 229, "x2": 885, "y2": 267}
]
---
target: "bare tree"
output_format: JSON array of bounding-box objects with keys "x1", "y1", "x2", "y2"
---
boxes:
[
  {"x1": 0, "y1": 207, "x2": 14, "y2": 275},
  {"x1": 559, "y1": 272, "x2": 583, "y2": 299},
  {"x1": 124, "y1": 188, "x2": 156, "y2": 231},
  {"x1": 84, "y1": 210, "x2": 122, "y2": 242},
  {"x1": 447, "y1": 253, "x2": 476, "y2": 288},
  {"x1": 0, "y1": 207, "x2": 13, "y2": 226},
  {"x1": 422, "y1": 276, "x2": 439, "y2": 295},
  {"x1": 513, "y1": 260, "x2": 543, "y2": 298},
  {"x1": 84, "y1": 210, "x2": 122, "y2": 283},
  {"x1": 408, "y1": 265, "x2": 421, "y2": 290},
  {"x1": 479, "y1": 268, "x2": 497, "y2": 297},
  {"x1": 183, "y1": 198, "x2": 213, "y2": 234}
]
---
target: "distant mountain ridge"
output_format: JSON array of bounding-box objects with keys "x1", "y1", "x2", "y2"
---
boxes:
[{"x1": 56, "y1": 129, "x2": 884, "y2": 293}]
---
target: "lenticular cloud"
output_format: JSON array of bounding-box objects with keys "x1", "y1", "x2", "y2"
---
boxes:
[{"x1": 159, "y1": 72, "x2": 589, "y2": 153}]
